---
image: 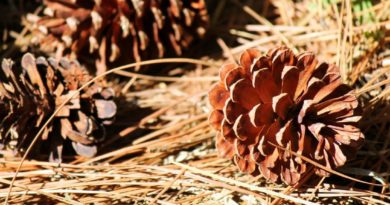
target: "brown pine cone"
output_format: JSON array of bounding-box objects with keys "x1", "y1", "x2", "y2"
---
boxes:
[
  {"x1": 28, "y1": 0, "x2": 209, "y2": 72},
  {"x1": 208, "y1": 47, "x2": 364, "y2": 185},
  {"x1": 0, "y1": 53, "x2": 116, "y2": 161}
]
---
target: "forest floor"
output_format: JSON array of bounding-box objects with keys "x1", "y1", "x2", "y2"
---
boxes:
[{"x1": 1, "y1": 0, "x2": 390, "y2": 204}]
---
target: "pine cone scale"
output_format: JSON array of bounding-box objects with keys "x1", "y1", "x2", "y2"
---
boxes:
[
  {"x1": 230, "y1": 79, "x2": 260, "y2": 109},
  {"x1": 280, "y1": 66, "x2": 299, "y2": 96},
  {"x1": 239, "y1": 48, "x2": 262, "y2": 74},
  {"x1": 275, "y1": 120, "x2": 293, "y2": 146},
  {"x1": 223, "y1": 99, "x2": 246, "y2": 124},
  {"x1": 215, "y1": 133, "x2": 234, "y2": 158},
  {"x1": 249, "y1": 103, "x2": 274, "y2": 126},
  {"x1": 272, "y1": 93, "x2": 293, "y2": 120},
  {"x1": 223, "y1": 67, "x2": 245, "y2": 90},
  {"x1": 233, "y1": 114, "x2": 259, "y2": 141},
  {"x1": 252, "y1": 68, "x2": 280, "y2": 103},
  {"x1": 221, "y1": 119, "x2": 236, "y2": 142},
  {"x1": 234, "y1": 154, "x2": 256, "y2": 174},
  {"x1": 208, "y1": 83, "x2": 229, "y2": 110},
  {"x1": 95, "y1": 99, "x2": 117, "y2": 120},
  {"x1": 208, "y1": 110, "x2": 223, "y2": 131}
]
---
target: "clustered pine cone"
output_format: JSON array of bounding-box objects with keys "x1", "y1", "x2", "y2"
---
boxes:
[
  {"x1": 0, "y1": 53, "x2": 116, "y2": 161},
  {"x1": 29, "y1": 0, "x2": 209, "y2": 72},
  {"x1": 208, "y1": 47, "x2": 364, "y2": 185}
]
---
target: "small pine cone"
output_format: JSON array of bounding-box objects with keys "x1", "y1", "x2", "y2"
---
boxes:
[
  {"x1": 0, "y1": 53, "x2": 117, "y2": 161},
  {"x1": 29, "y1": 0, "x2": 209, "y2": 72},
  {"x1": 208, "y1": 47, "x2": 364, "y2": 185}
]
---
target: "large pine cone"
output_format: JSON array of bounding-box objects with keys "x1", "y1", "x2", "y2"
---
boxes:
[
  {"x1": 0, "y1": 53, "x2": 116, "y2": 161},
  {"x1": 29, "y1": 0, "x2": 209, "y2": 72},
  {"x1": 208, "y1": 47, "x2": 364, "y2": 185}
]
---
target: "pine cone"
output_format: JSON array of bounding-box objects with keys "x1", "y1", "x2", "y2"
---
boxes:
[
  {"x1": 29, "y1": 0, "x2": 209, "y2": 72},
  {"x1": 0, "y1": 53, "x2": 116, "y2": 161},
  {"x1": 208, "y1": 47, "x2": 364, "y2": 185}
]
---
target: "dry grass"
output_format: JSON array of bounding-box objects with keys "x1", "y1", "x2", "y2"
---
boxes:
[{"x1": 1, "y1": 0, "x2": 390, "y2": 204}]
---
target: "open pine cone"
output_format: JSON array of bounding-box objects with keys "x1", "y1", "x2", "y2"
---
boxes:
[
  {"x1": 208, "y1": 47, "x2": 364, "y2": 185},
  {"x1": 28, "y1": 0, "x2": 209, "y2": 72},
  {"x1": 0, "y1": 53, "x2": 116, "y2": 161}
]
